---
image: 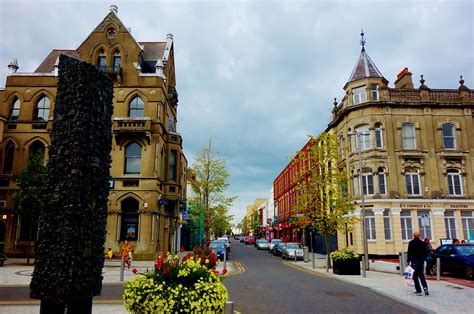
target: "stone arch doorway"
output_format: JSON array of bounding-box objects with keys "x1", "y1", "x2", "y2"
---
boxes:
[{"x1": 120, "y1": 197, "x2": 139, "y2": 241}]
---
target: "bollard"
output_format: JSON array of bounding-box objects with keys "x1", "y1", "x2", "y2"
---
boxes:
[
  {"x1": 120, "y1": 256, "x2": 125, "y2": 282},
  {"x1": 312, "y1": 251, "x2": 315, "y2": 269},
  {"x1": 223, "y1": 249, "x2": 227, "y2": 271},
  {"x1": 436, "y1": 257, "x2": 440, "y2": 281},
  {"x1": 224, "y1": 301, "x2": 234, "y2": 314},
  {"x1": 303, "y1": 246, "x2": 309, "y2": 263},
  {"x1": 361, "y1": 256, "x2": 366, "y2": 278},
  {"x1": 294, "y1": 252, "x2": 297, "y2": 263}
]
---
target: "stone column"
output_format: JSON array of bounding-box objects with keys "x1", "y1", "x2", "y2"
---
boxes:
[
  {"x1": 351, "y1": 209, "x2": 363, "y2": 254},
  {"x1": 431, "y1": 208, "x2": 446, "y2": 246},
  {"x1": 391, "y1": 208, "x2": 404, "y2": 253},
  {"x1": 373, "y1": 208, "x2": 386, "y2": 255}
]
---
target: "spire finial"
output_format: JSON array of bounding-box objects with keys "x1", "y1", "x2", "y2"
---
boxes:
[
  {"x1": 459, "y1": 75, "x2": 465, "y2": 86},
  {"x1": 333, "y1": 98, "x2": 338, "y2": 107},
  {"x1": 420, "y1": 74, "x2": 425, "y2": 85},
  {"x1": 360, "y1": 29, "x2": 366, "y2": 51}
]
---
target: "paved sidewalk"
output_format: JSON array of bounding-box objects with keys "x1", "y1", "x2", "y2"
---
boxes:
[{"x1": 285, "y1": 256, "x2": 473, "y2": 314}]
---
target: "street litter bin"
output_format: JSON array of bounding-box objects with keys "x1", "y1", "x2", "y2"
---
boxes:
[
  {"x1": 304, "y1": 246, "x2": 309, "y2": 263},
  {"x1": 399, "y1": 251, "x2": 408, "y2": 275}
]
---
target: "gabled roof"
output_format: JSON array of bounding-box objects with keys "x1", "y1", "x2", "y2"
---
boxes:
[
  {"x1": 347, "y1": 48, "x2": 384, "y2": 84},
  {"x1": 35, "y1": 50, "x2": 80, "y2": 73}
]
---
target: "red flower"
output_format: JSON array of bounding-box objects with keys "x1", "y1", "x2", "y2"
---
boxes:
[
  {"x1": 222, "y1": 268, "x2": 228, "y2": 275},
  {"x1": 180, "y1": 247, "x2": 185, "y2": 253},
  {"x1": 212, "y1": 269, "x2": 219, "y2": 275},
  {"x1": 132, "y1": 268, "x2": 138, "y2": 274}
]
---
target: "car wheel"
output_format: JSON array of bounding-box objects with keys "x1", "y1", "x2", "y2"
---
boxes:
[{"x1": 465, "y1": 267, "x2": 473, "y2": 280}]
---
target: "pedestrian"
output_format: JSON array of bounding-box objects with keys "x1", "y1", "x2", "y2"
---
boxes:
[
  {"x1": 407, "y1": 231, "x2": 429, "y2": 296},
  {"x1": 452, "y1": 238, "x2": 460, "y2": 245},
  {"x1": 461, "y1": 239, "x2": 467, "y2": 245},
  {"x1": 424, "y1": 238, "x2": 434, "y2": 275},
  {"x1": 105, "y1": 248, "x2": 113, "y2": 259},
  {"x1": 119, "y1": 240, "x2": 133, "y2": 269}
]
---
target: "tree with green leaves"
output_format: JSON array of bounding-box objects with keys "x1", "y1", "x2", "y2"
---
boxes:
[
  {"x1": 241, "y1": 216, "x2": 250, "y2": 235},
  {"x1": 13, "y1": 152, "x2": 48, "y2": 244},
  {"x1": 249, "y1": 210, "x2": 262, "y2": 236},
  {"x1": 294, "y1": 132, "x2": 357, "y2": 270},
  {"x1": 190, "y1": 139, "x2": 235, "y2": 240}
]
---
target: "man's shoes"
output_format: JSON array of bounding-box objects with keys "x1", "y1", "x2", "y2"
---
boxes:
[
  {"x1": 424, "y1": 289, "x2": 429, "y2": 296},
  {"x1": 414, "y1": 291, "x2": 422, "y2": 296}
]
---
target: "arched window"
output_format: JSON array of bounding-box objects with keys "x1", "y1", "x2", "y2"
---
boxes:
[
  {"x1": 374, "y1": 123, "x2": 383, "y2": 148},
  {"x1": 35, "y1": 96, "x2": 50, "y2": 121},
  {"x1": 97, "y1": 49, "x2": 106, "y2": 71},
  {"x1": 129, "y1": 96, "x2": 144, "y2": 118},
  {"x1": 355, "y1": 125, "x2": 370, "y2": 151},
  {"x1": 3, "y1": 142, "x2": 15, "y2": 173},
  {"x1": 377, "y1": 167, "x2": 387, "y2": 195},
  {"x1": 447, "y1": 169, "x2": 463, "y2": 196},
  {"x1": 10, "y1": 97, "x2": 21, "y2": 120},
  {"x1": 113, "y1": 50, "x2": 121, "y2": 71},
  {"x1": 442, "y1": 123, "x2": 456, "y2": 150},
  {"x1": 120, "y1": 197, "x2": 139, "y2": 241},
  {"x1": 402, "y1": 123, "x2": 415, "y2": 149},
  {"x1": 29, "y1": 141, "x2": 45, "y2": 162},
  {"x1": 125, "y1": 143, "x2": 141, "y2": 174}
]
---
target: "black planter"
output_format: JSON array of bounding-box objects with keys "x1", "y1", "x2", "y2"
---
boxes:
[{"x1": 333, "y1": 259, "x2": 361, "y2": 275}]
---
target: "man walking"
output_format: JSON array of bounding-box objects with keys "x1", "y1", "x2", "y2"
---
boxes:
[{"x1": 407, "y1": 231, "x2": 429, "y2": 296}]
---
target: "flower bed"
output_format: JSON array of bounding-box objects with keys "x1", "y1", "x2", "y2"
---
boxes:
[{"x1": 123, "y1": 250, "x2": 228, "y2": 313}]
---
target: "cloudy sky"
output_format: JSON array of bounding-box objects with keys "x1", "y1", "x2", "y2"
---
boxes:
[{"x1": 1, "y1": 0, "x2": 473, "y2": 222}]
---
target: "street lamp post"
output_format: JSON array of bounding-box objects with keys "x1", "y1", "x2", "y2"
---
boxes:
[{"x1": 350, "y1": 131, "x2": 369, "y2": 273}]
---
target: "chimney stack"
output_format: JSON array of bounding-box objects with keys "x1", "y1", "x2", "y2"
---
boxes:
[
  {"x1": 395, "y1": 67, "x2": 414, "y2": 89},
  {"x1": 7, "y1": 59, "x2": 19, "y2": 74}
]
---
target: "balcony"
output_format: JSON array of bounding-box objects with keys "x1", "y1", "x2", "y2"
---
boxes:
[
  {"x1": 112, "y1": 118, "x2": 152, "y2": 144},
  {"x1": 98, "y1": 66, "x2": 121, "y2": 82},
  {"x1": 166, "y1": 132, "x2": 182, "y2": 145}
]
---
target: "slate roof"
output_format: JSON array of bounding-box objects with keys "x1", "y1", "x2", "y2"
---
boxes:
[
  {"x1": 347, "y1": 48, "x2": 384, "y2": 84},
  {"x1": 35, "y1": 50, "x2": 80, "y2": 73},
  {"x1": 139, "y1": 42, "x2": 166, "y2": 61}
]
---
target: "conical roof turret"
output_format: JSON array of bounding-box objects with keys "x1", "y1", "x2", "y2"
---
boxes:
[{"x1": 346, "y1": 31, "x2": 385, "y2": 84}]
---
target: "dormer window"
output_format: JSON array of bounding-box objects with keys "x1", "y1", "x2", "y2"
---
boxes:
[{"x1": 352, "y1": 86, "x2": 367, "y2": 105}]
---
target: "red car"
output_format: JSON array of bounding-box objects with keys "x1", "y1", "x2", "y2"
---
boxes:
[{"x1": 245, "y1": 236, "x2": 255, "y2": 245}]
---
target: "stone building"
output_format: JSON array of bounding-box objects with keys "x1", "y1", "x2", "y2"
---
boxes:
[
  {"x1": 329, "y1": 35, "x2": 474, "y2": 256},
  {"x1": 0, "y1": 5, "x2": 187, "y2": 259}
]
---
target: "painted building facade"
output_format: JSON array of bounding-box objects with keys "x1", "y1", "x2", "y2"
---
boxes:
[{"x1": 0, "y1": 6, "x2": 187, "y2": 259}]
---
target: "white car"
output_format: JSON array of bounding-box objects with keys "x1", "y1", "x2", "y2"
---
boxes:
[
  {"x1": 217, "y1": 237, "x2": 230, "y2": 252},
  {"x1": 256, "y1": 239, "x2": 269, "y2": 250}
]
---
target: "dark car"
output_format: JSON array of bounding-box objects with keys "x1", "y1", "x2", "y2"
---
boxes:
[
  {"x1": 239, "y1": 236, "x2": 246, "y2": 243},
  {"x1": 245, "y1": 236, "x2": 255, "y2": 245},
  {"x1": 272, "y1": 242, "x2": 287, "y2": 256},
  {"x1": 432, "y1": 244, "x2": 474, "y2": 280},
  {"x1": 209, "y1": 241, "x2": 229, "y2": 260}
]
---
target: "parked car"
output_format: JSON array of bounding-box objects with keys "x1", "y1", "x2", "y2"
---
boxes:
[
  {"x1": 245, "y1": 236, "x2": 255, "y2": 245},
  {"x1": 432, "y1": 244, "x2": 474, "y2": 280},
  {"x1": 256, "y1": 239, "x2": 269, "y2": 250},
  {"x1": 268, "y1": 239, "x2": 283, "y2": 253},
  {"x1": 217, "y1": 237, "x2": 231, "y2": 252},
  {"x1": 209, "y1": 241, "x2": 228, "y2": 260},
  {"x1": 239, "y1": 236, "x2": 246, "y2": 243},
  {"x1": 281, "y1": 242, "x2": 304, "y2": 260},
  {"x1": 272, "y1": 242, "x2": 287, "y2": 256}
]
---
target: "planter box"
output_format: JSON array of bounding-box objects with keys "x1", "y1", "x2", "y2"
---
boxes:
[{"x1": 333, "y1": 259, "x2": 360, "y2": 275}]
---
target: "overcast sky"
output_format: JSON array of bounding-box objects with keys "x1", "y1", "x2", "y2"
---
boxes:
[{"x1": 1, "y1": 0, "x2": 473, "y2": 223}]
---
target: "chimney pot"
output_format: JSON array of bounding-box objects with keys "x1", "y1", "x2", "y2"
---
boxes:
[{"x1": 8, "y1": 58, "x2": 19, "y2": 74}]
